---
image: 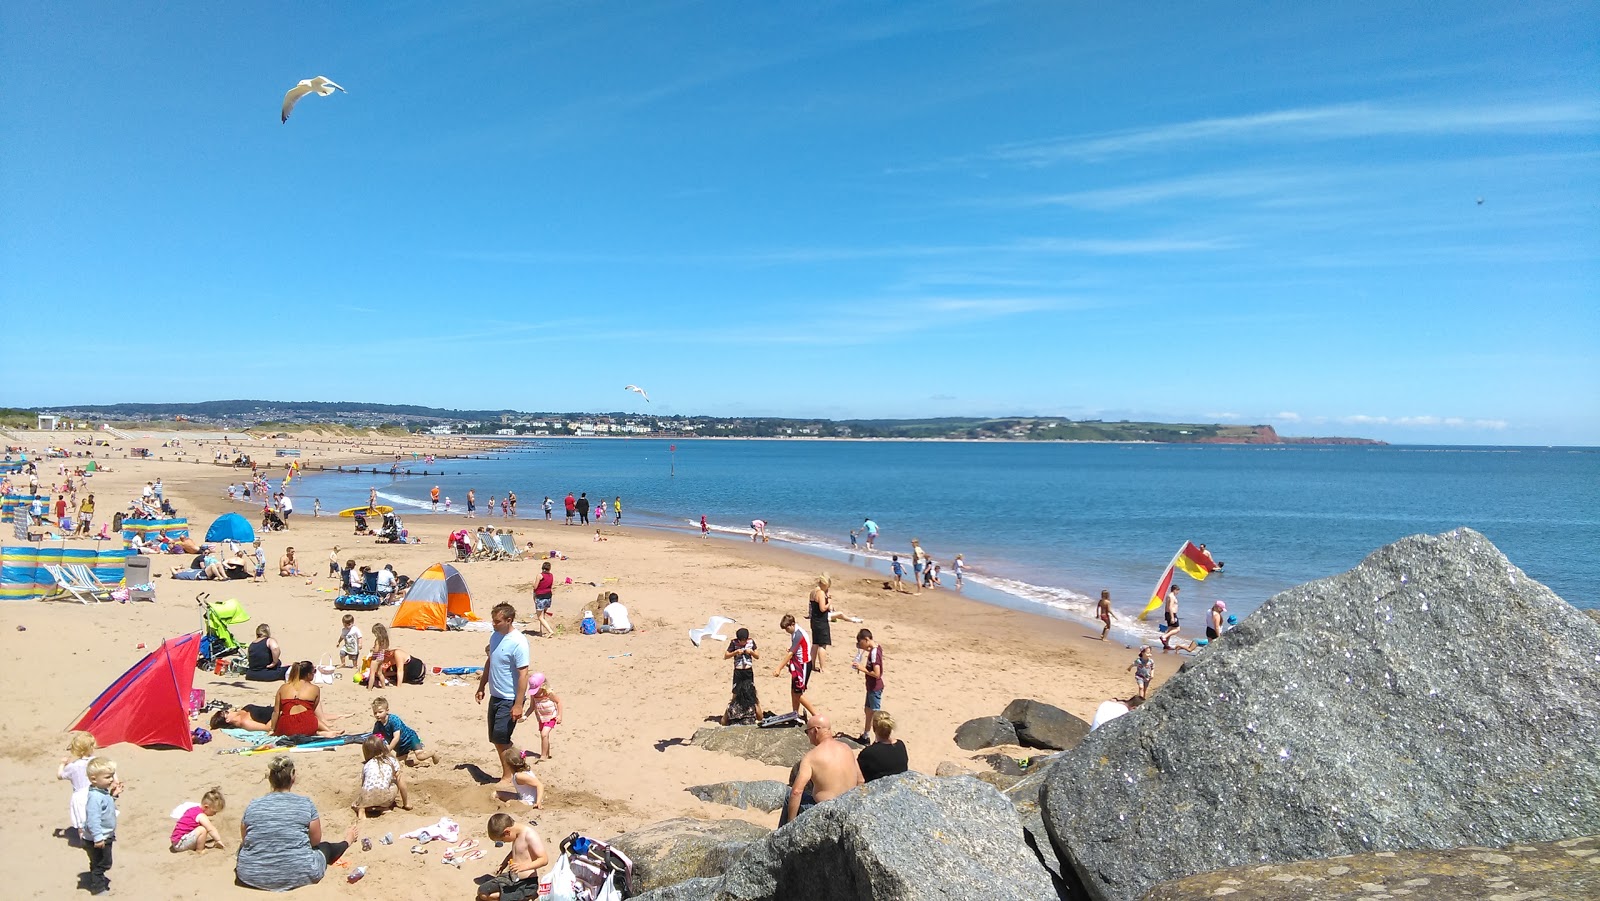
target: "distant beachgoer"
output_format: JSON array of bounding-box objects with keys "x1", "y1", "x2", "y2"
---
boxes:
[
  {"x1": 773, "y1": 614, "x2": 817, "y2": 719},
  {"x1": 563, "y1": 493, "x2": 575, "y2": 525},
  {"x1": 595, "y1": 498, "x2": 607, "y2": 524},
  {"x1": 862, "y1": 518, "x2": 878, "y2": 550},
  {"x1": 910, "y1": 539, "x2": 925, "y2": 595},
  {"x1": 1096, "y1": 589, "x2": 1117, "y2": 640},
  {"x1": 890, "y1": 555, "x2": 907, "y2": 593},
  {"x1": 808, "y1": 575, "x2": 833, "y2": 672},
  {"x1": 701, "y1": 515, "x2": 710, "y2": 539},
  {"x1": 487, "y1": 495, "x2": 496, "y2": 518},
  {"x1": 1164, "y1": 584, "x2": 1181, "y2": 632},
  {"x1": 613, "y1": 496, "x2": 622, "y2": 525},
  {"x1": 429, "y1": 486, "x2": 440, "y2": 512},
  {"x1": 1199, "y1": 543, "x2": 1223, "y2": 570},
  {"x1": 533, "y1": 562, "x2": 554, "y2": 637},
  {"x1": 953, "y1": 554, "x2": 964, "y2": 587},
  {"x1": 576, "y1": 492, "x2": 589, "y2": 525},
  {"x1": 542, "y1": 497, "x2": 552, "y2": 520},
  {"x1": 444, "y1": 496, "x2": 452, "y2": 514},
  {"x1": 312, "y1": 498, "x2": 320, "y2": 518},
  {"x1": 848, "y1": 529, "x2": 858, "y2": 549},
  {"x1": 467, "y1": 489, "x2": 476, "y2": 518},
  {"x1": 1128, "y1": 647, "x2": 1154, "y2": 699},
  {"x1": 751, "y1": 519, "x2": 767, "y2": 543},
  {"x1": 507, "y1": 491, "x2": 517, "y2": 516}
]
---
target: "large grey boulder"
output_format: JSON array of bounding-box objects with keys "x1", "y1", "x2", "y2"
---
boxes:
[
  {"x1": 953, "y1": 715, "x2": 1017, "y2": 750},
  {"x1": 1139, "y1": 834, "x2": 1600, "y2": 901},
  {"x1": 1003, "y1": 762, "x2": 1079, "y2": 897},
  {"x1": 1043, "y1": 528, "x2": 1600, "y2": 901},
  {"x1": 687, "y1": 781, "x2": 791, "y2": 813},
  {"x1": 692, "y1": 725, "x2": 813, "y2": 767},
  {"x1": 632, "y1": 773, "x2": 1056, "y2": 900},
  {"x1": 609, "y1": 818, "x2": 771, "y2": 894},
  {"x1": 1001, "y1": 699, "x2": 1090, "y2": 751}
]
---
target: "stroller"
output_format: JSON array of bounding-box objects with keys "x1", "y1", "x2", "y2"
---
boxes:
[
  {"x1": 196, "y1": 592, "x2": 250, "y2": 669},
  {"x1": 377, "y1": 513, "x2": 405, "y2": 544},
  {"x1": 261, "y1": 508, "x2": 287, "y2": 531},
  {"x1": 524, "y1": 833, "x2": 634, "y2": 901}
]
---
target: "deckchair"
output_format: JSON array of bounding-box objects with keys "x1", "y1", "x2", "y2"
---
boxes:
[
  {"x1": 473, "y1": 532, "x2": 499, "y2": 561},
  {"x1": 43, "y1": 564, "x2": 113, "y2": 604}
]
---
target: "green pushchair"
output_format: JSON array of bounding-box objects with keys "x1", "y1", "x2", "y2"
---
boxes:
[{"x1": 197, "y1": 592, "x2": 250, "y2": 669}]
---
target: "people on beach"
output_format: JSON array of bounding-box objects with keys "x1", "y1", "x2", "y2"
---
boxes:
[
  {"x1": 563, "y1": 492, "x2": 576, "y2": 525},
  {"x1": 1096, "y1": 589, "x2": 1117, "y2": 640},
  {"x1": 366, "y1": 623, "x2": 414, "y2": 690},
  {"x1": 336, "y1": 614, "x2": 363, "y2": 668},
  {"x1": 58, "y1": 731, "x2": 97, "y2": 843},
  {"x1": 533, "y1": 561, "x2": 555, "y2": 637},
  {"x1": 492, "y1": 746, "x2": 544, "y2": 808},
  {"x1": 1090, "y1": 695, "x2": 1144, "y2": 731},
  {"x1": 911, "y1": 539, "x2": 925, "y2": 594},
  {"x1": 430, "y1": 486, "x2": 440, "y2": 512},
  {"x1": 1207, "y1": 600, "x2": 1226, "y2": 640},
  {"x1": 890, "y1": 555, "x2": 908, "y2": 593},
  {"x1": 236, "y1": 756, "x2": 348, "y2": 892},
  {"x1": 1163, "y1": 584, "x2": 1182, "y2": 633},
  {"x1": 852, "y1": 628, "x2": 885, "y2": 742},
  {"x1": 781, "y1": 714, "x2": 864, "y2": 826},
  {"x1": 861, "y1": 517, "x2": 878, "y2": 550},
  {"x1": 170, "y1": 788, "x2": 226, "y2": 854},
  {"x1": 701, "y1": 514, "x2": 710, "y2": 538},
  {"x1": 751, "y1": 519, "x2": 768, "y2": 542},
  {"x1": 478, "y1": 603, "x2": 531, "y2": 788},
  {"x1": 81, "y1": 757, "x2": 119, "y2": 895},
  {"x1": 273, "y1": 662, "x2": 341, "y2": 736},
  {"x1": 722, "y1": 678, "x2": 764, "y2": 725},
  {"x1": 599, "y1": 593, "x2": 632, "y2": 633},
  {"x1": 209, "y1": 704, "x2": 275, "y2": 733},
  {"x1": 808, "y1": 574, "x2": 833, "y2": 672},
  {"x1": 507, "y1": 491, "x2": 517, "y2": 516},
  {"x1": 1128, "y1": 647, "x2": 1154, "y2": 699},
  {"x1": 476, "y1": 813, "x2": 549, "y2": 901},
  {"x1": 543, "y1": 496, "x2": 553, "y2": 520},
  {"x1": 348, "y1": 734, "x2": 409, "y2": 837},
  {"x1": 953, "y1": 553, "x2": 964, "y2": 587},
  {"x1": 246, "y1": 624, "x2": 289, "y2": 682},
  {"x1": 774, "y1": 614, "x2": 818, "y2": 719},
  {"x1": 527, "y1": 673, "x2": 563, "y2": 761},
  {"x1": 467, "y1": 488, "x2": 476, "y2": 518},
  {"x1": 372, "y1": 697, "x2": 439, "y2": 766},
  {"x1": 726, "y1": 627, "x2": 759, "y2": 688},
  {"x1": 577, "y1": 492, "x2": 590, "y2": 525},
  {"x1": 595, "y1": 497, "x2": 607, "y2": 524},
  {"x1": 612, "y1": 496, "x2": 622, "y2": 524},
  {"x1": 857, "y1": 711, "x2": 908, "y2": 782},
  {"x1": 278, "y1": 546, "x2": 300, "y2": 577}
]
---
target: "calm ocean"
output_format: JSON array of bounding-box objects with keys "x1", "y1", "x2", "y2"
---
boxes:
[{"x1": 294, "y1": 440, "x2": 1600, "y2": 638}]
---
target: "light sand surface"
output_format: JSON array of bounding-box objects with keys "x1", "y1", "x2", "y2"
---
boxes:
[{"x1": 0, "y1": 430, "x2": 1164, "y2": 899}]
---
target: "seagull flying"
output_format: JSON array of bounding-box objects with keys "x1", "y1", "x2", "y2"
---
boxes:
[
  {"x1": 624, "y1": 384, "x2": 651, "y2": 403},
  {"x1": 281, "y1": 76, "x2": 346, "y2": 123}
]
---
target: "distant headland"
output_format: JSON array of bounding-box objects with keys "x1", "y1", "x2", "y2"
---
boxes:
[{"x1": 5, "y1": 401, "x2": 1384, "y2": 445}]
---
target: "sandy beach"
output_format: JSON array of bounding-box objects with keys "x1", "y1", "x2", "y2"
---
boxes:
[{"x1": 1, "y1": 429, "x2": 1152, "y2": 899}]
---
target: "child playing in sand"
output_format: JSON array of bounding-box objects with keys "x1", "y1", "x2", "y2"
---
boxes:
[
  {"x1": 476, "y1": 813, "x2": 550, "y2": 901},
  {"x1": 336, "y1": 614, "x2": 362, "y2": 668},
  {"x1": 492, "y1": 745, "x2": 544, "y2": 808},
  {"x1": 890, "y1": 555, "x2": 908, "y2": 593},
  {"x1": 593, "y1": 529, "x2": 607, "y2": 542},
  {"x1": 58, "y1": 731, "x2": 96, "y2": 842},
  {"x1": 1128, "y1": 646, "x2": 1154, "y2": 699},
  {"x1": 349, "y1": 734, "x2": 408, "y2": 837},
  {"x1": 526, "y1": 673, "x2": 563, "y2": 761},
  {"x1": 371, "y1": 697, "x2": 439, "y2": 766},
  {"x1": 169, "y1": 788, "x2": 226, "y2": 853}
]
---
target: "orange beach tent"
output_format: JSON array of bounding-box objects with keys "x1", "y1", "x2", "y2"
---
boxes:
[{"x1": 391, "y1": 563, "x2": 477, "y2": 630}]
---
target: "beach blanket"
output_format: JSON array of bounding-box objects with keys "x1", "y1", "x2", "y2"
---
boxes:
[{"x1": 220, "y1": 729, "x2": 277, "y2": 745}]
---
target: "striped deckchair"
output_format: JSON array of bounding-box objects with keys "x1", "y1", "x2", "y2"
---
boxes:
[{"x1": 43, "y1": 564, "x2": 113, "y2": 604}]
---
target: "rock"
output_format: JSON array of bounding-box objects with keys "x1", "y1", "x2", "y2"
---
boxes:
[
  {"x1": 976, "y1": 752, "x2": 1026, "y2": 776},
  {"x1": 631, "y1": 773, "x2": 1056, "y2": 900},
  {"x1": 691, "y1": 725, "x2": 814, "y2": 768},
  {"x1": 1042, "y1": 529, "x2": 1600, "y2": 901},
  {"x1": 609, "y1": 817, "x2": 771, "y2": 894},
  {"x1": 1004, "y1": 762, "x2": 1080, "y2": 897},
  {"x1": 1002, "y1": 699, "x2": 1091, "y2": 751},
  {"x1": 1139, "y1": 834, "x2": 1600, "y2": 901},
  {"x1": 935, "y1": 761, "x2": 969, "y2": 777},
  {"x1": 976, "y1": 770, "x2": 1022, "y2": 791},
  {"x1": 687, "y1": 781, "x2": 791, "y2": 813},
  {"x1": 954, "y1": 715, "x2": 1017, "y2": 751}
]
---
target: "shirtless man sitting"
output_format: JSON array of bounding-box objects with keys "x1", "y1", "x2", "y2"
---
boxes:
[{"x1": 781, "y1": 714, "x2": 864, "y2": 826}]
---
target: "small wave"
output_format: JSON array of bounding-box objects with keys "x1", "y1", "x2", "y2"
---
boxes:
[{"x1": 375, "y1": 491, "x2": 434, "y2": 512}]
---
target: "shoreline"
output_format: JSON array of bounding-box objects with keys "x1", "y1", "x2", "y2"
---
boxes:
[{"x1": 2, "y1": 430, "x2": 1150, "y2": 899}]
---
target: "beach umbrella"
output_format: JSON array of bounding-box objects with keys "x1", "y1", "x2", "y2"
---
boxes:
[{"x1": 204, "y1": 512, "x2": 255, "y2": 544}]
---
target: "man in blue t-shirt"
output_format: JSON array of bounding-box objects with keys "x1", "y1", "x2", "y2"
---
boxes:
[{"x1": 477, "y1": 602, "x2": 530, "y2": 788}]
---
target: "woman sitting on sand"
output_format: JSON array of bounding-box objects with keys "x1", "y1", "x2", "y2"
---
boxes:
[
  {"x1": 245, "y1": 625, "x2": 289, "y2": 682},
  {"x1": 271, "y1": 662, "x2": 342, "y2": 737},
  {"x1": 235, "y1": 756, "x2": 347, "y2": 891},
  {"x1": 722, "y1": 679, "x2": 764, "y2": 726}
]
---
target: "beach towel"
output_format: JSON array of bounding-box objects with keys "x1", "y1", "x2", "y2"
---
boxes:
[{"x1": 402, "y1": 817, "x2": 460, "y2": 844}]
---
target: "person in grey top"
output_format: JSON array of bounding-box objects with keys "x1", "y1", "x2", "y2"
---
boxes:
[{"x1": 235, "y1": 756, "x2": 347, "y2": 891}]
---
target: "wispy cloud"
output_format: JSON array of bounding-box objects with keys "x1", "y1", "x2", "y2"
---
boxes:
[
  {"x1": 1339, "y1": 414, "x2": 1509, "y2": 430},
  {"x1": 985, "y1": 99, "x2": 1600, "y2": 164}
]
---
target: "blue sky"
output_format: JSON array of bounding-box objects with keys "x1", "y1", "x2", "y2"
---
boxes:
[{"x1": 3, "y1": 1, "x2": 1596, "y2": 445}]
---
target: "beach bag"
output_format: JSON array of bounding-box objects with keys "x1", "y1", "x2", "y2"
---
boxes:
[
  {"x1": 313, "y1": 654, "x2": 338, "y2": 685},
  {"x1": 539, "y1": 854, "x2": 581, "y2": 901}
]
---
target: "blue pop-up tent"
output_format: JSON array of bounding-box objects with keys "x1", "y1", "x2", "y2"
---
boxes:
[{"x1": 204, "y1": 512, "x2": 255, "y2": 544}]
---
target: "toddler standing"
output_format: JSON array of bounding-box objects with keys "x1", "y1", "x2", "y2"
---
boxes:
[
  {"x1": 170, "y1": 788, "x2": 226, "y2": 853},
  {"x1": 58, "y1": 731, "x2": 97, "y2": 842},
  {"x1": 82, "y1": 757, "x2": 119, "y2": 895},
  {"x1": 336, "y1": 614, "x2": 363, "y2": 668},
  {"x1": 1128, "y1": 646, "x2": 1154, "y2": 699},
  {"x1": 328, "y1": 546, "x2": 341, "y2": 579},
  {"x1": 526, "y1": 673, "x2": 563, "y2": 762}
]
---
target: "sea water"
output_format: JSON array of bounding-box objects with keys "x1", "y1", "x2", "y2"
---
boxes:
[{"x1": 297, "y1": 440, "x2": 1600, "y2": 638}]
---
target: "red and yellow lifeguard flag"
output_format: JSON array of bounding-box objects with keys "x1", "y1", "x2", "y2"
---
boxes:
[
  {"x1": 1138, "y1": 564, "x2": 1176, "y2": 620},
  {"x1": 1175, "y1": 541, "x2": 1217, "y2": 581}
]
